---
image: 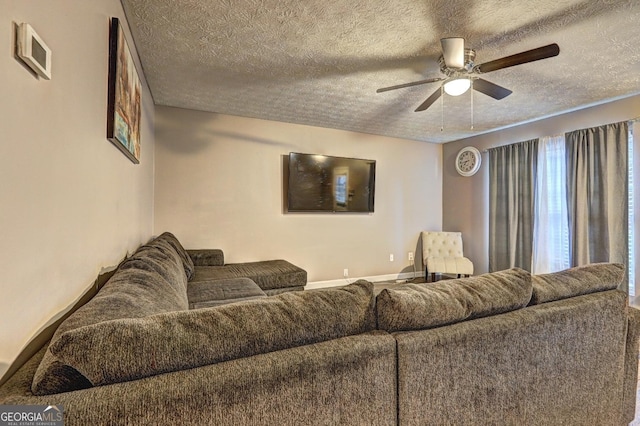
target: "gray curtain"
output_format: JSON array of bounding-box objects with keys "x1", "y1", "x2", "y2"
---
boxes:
[
  {"x1": 489, "y1": 139, "x2": 538, "y2": 272},
  {"x1": 565, "y1": 122, "x2": 628, "y2": 290}
]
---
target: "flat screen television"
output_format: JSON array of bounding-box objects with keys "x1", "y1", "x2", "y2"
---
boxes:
[{"x1": 286, "y1": 152, "x2": 376, "y2": 213}]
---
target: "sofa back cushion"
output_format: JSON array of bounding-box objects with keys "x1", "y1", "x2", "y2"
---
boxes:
[
  {"x1": 34, "y1": 281, "x2": 375, "y2": 392},
  {"x1": 123, "y1": 238, "x2": 189, "y2": 299},
  {"x1": 31, "y1": 236, "x2": 190, "y2": 395},
  {"x1": 155, "y1": 232, "x2": 195, "y2": 280},
  {"x1": 530, "y1": 263, "x2": 624, "y2": 305},
  {"x1": 187, "y1": 249, "x2": 225, "y2": 267},
  {"x1": 376, "y1": 268, "x2": 532, "y2": 332}
]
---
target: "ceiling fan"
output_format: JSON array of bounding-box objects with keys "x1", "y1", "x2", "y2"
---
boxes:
[{"x1": 377, "y1": 38, "x2": 560, "y2": 112}]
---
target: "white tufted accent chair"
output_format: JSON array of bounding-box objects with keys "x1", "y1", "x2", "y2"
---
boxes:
[{"x1": 421, "y1": 231, "x2": 474, "y2": 282}]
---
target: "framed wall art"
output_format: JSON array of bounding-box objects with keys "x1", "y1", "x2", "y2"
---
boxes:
[{"x1": 107, "y1": 17, "x2": 141, "y2": 164}]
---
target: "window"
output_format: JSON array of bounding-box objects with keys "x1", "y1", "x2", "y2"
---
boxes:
[{"x1": 532, "y1": 136, "x2": 570, "y2": 274}]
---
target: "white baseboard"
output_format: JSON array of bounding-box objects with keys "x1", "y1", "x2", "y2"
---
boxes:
[{"x1": 306, "y1": 271, "x2": 425, "y2": 290}]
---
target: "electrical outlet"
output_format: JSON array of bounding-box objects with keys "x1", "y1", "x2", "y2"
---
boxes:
[
  {"x1": 343, "y1": 269, "x2": 349, "y2": 278},
  {"x1": 389, "y1": 254, "x2": 394, "y2": 262},
  {"x1": 408, "y1": 252, "x2": 414, "y2": 261}
]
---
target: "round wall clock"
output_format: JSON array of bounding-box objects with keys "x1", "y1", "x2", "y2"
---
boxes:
[{"x1": 455, "y1": 146, "x2": 482, "y2": 177}]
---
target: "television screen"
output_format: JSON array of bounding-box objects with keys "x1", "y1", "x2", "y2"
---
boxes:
[{"x1": 286, "y1": 152, "x2": 376, "y2": 213}]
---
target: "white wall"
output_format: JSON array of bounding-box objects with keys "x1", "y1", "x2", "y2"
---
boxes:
[
  {"x1": 0, "y1": 1, "x2": 155, "y2": 378},
  {"x1": 442, "y1": 94, "x2": 640, "y2": 275},
  {"x1": 154, "y1": 106, "x2": 442, "y2": 282}
]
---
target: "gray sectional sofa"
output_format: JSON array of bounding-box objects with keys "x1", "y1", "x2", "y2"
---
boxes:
[{"x1": 1, "y1": 232, "x2": 638, "y2": 425}]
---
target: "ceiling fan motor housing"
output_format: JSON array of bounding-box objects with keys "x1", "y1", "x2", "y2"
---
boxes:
[{"x1": 439, "y1": 48, "x2": 476, "y2": 77}]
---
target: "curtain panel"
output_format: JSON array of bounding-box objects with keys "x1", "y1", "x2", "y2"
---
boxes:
[
  {"x1": 565, "y1": 122, "x2": 629, "y2": 290},
  {"x1": 489, "y1": 139, "x2": 538, "y2": 272}
]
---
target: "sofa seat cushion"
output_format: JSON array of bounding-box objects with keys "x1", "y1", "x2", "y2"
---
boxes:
[
  {"x1": 191, "y1": 259, "x2": 307, "y2": 291},
  {"x1": 376, "y1": 268, "x2": 532, "y2": 332},
  {"x1": 530, "y1": 263, "x2": 624, "y2": 305},
  {"x1": 187, "y1": 278, "x2": 266, "y2": 309},
  {"x1": 426, "y1": 256, "x2": 474, "y2": 275},
  {"x1": 32, "y1": 281, "x2": 375, "y2": 390}
]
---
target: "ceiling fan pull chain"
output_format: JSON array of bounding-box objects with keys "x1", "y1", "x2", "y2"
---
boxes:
[
  {"x1": 470, "y1": 80, "x2": 474, "y2": 130},
  {"x1": 441, "y1": 86, "x2": 444, "y2": 132}
]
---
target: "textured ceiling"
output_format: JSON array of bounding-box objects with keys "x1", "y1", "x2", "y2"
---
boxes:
[{"x1": 121, "y1": 0, "x2": 640, "y2": 143}]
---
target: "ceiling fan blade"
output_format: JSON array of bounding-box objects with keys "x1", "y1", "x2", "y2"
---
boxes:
[
  {"x1": 474, "y1": 43, "x2": 560, "y2": 74},
  {"x1": 376, "y1": 77, "x2": 444, "y2": 93},
  {"x1": 414, "y1": 88, "x2": 442, "y2": 112},
  {"x1": 473, "y1": 78, "x2": 512, "y2": 100},
  {"x1": 441, "y1": 37, "x2": 465, "y2": 69}
]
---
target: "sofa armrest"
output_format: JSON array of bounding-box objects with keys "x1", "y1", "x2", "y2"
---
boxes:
[
  {"x1": 623, "y1": 306, "x2": 640, "y2": 422},
  {"x1": 187, "y1": 249, "x2": 224, "y2": 266}
]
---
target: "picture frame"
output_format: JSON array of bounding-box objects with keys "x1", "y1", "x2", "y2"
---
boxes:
[{"x1": 106, "y1": 17, "x2": 141, "y2": 164}]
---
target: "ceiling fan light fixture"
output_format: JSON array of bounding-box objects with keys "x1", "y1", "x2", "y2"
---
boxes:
[{"x1": 443, "y1": 78, "x2": 471, "y2": 96}]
